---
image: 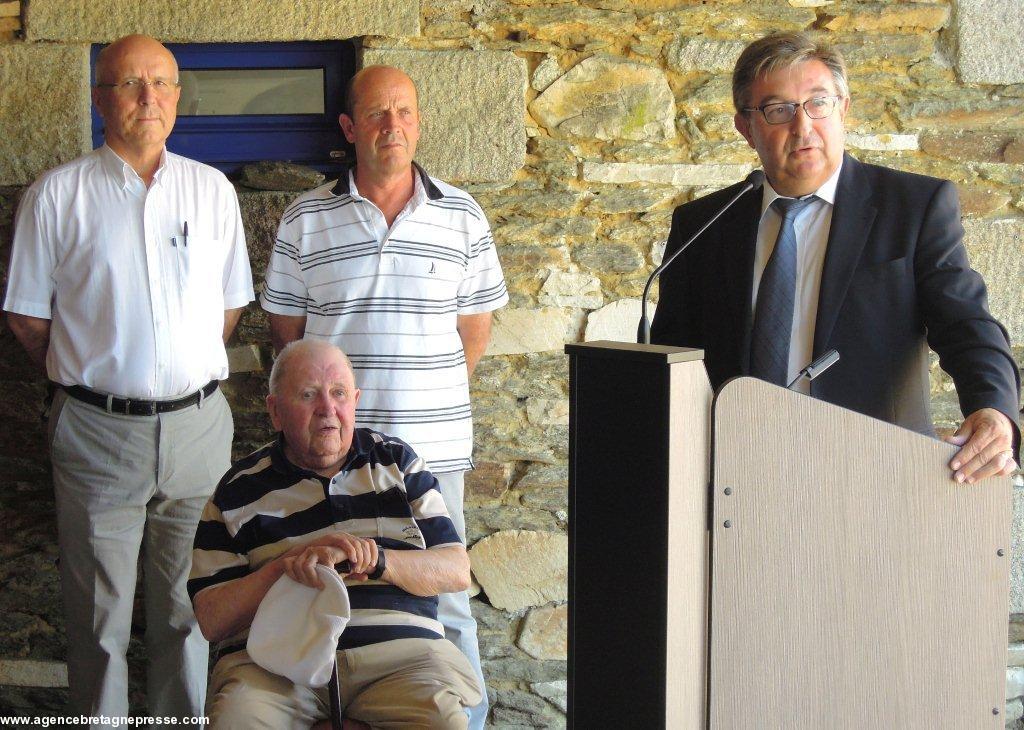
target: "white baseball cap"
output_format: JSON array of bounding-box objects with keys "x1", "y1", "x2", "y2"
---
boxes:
[{"x1": 247, "y1": 564, "x2": 351, "y2": 687}]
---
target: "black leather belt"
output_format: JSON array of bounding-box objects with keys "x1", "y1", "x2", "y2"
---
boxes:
[{"x1": 63, "y1": 380, "x2": 219, "y2": 416}]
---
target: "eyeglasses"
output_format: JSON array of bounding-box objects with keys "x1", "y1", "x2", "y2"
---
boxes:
[
  {"x1": 743, "y1": 95, "x2": 843, "y2": 125},
  {"x1": 95, "y1": 77, "x2": 181, "y2": 97}
]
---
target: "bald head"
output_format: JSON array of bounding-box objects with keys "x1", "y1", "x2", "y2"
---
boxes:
[
  {"x1": 95, "y1": 34, "x2": 178, "y2": 86},
  {"x1": 344, "y1": 65, "x2": 417, "y2": 117}
]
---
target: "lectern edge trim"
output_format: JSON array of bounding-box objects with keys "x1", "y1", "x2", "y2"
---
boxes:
[{"x1": 564, "y1": 340, "x2": 705, "y2": 364}]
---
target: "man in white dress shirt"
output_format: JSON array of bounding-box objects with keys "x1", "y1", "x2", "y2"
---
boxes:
[{"x1": 3, "y1": 35, "x2": 254, "y2": 719}]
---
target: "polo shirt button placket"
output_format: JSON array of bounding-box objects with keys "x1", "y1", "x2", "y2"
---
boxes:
[{"x1": 379, "y1": 236, "x2": 397, "y2": 271}]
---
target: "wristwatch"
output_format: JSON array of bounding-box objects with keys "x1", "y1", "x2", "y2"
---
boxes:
[
  {"x1": 368, "y1": 548, "x2": 386, "y2": 580},
  {"x1": 333, "y1": 546, "x2": 386, "y2": 579}
]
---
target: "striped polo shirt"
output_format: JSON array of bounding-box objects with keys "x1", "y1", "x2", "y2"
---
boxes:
[
  {"x1": 261, "y1": 164, "x2": 508, "y2": 473},
  {"x1": 188, "y1": 429, "x2": 463, "y2": 656}
]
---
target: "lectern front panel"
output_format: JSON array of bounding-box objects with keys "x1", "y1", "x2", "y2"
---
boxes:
[{"x1": 710, "y1": 377, "x2": 1011, "y2": 729}]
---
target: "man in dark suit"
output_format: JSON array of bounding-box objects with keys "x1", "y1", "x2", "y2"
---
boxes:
[{"x1": 651, "y1": 31, "x2": 1020, "y2": 484}]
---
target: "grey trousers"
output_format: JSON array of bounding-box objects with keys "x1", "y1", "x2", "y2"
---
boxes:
[
  {"x1": 49, "y1": 386, "x2": 233, "y2": 720},
  {"x1": 434, "y1": 471, "x2": 488, "y2": 730}
]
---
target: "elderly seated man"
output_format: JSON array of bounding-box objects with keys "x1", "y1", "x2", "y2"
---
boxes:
[{"x1": 188, "y1": 339, "x2": 481, "y2": 728}]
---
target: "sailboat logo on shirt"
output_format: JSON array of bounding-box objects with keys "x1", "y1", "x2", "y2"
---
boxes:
[{"x1": 428, "y1": 262, "x2": 436, "y2": 274}]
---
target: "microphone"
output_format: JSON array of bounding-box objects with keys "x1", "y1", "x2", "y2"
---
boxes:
[
  {"x1": 637, "y1": 169, "x2": 766, "y2": 344},
  {"x1": 786, "y1": 349, "x2": 840, "y2": 390}
]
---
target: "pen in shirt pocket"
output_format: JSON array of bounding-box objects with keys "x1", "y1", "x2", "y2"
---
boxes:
[{"x1": 173, "y1": 221, "x2": 189, "y2": 247}]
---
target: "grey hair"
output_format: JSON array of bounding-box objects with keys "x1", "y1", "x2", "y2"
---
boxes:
[
  {"x1": 732, "y1": 31, "x2": 849, "y2": 113},
  {"x1": 268, "y1": 340, "x2": 355, "y2": 396}
]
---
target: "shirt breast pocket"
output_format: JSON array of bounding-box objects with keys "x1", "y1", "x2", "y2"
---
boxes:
[
  {"x1": 175, "y1": 236, "x2": 225, "y2": 293},
  {"x1": 378, "y1": 486, "x2": 426, "y2": 548}
]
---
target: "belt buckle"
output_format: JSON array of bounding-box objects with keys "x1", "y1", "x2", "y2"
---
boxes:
[{"x1": 125, "y1": 399, "x2": 157, "y2": 416}]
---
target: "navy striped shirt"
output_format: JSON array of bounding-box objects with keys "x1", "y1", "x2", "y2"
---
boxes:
[
  {"x1": 261, "y1": 164, "x2": 508, "y2": 473},
  {"x1": 188, "y1": 429, "x2": 462, "y2": 655}
]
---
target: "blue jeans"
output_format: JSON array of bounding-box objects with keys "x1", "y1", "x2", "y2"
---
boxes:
[{"x1": 434, "y1": 471, "x2": 487, "y2": 729}]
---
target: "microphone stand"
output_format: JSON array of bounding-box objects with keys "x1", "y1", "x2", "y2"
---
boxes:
[{"x1": 637, "y1": 170, "x2": 765, "y2": 344}]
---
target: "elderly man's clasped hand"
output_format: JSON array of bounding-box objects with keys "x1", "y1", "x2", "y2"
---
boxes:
[{"x1": 282, "y1": 533, "x2": 380, "y2": 588}]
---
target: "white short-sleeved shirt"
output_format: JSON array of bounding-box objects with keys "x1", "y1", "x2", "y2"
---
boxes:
[
  {"x1": 261, "y1": 164, "x2": 508, "y2": 473},
  {"x1": 3, "y1": 145, "x2": 255, "y2": 398}
]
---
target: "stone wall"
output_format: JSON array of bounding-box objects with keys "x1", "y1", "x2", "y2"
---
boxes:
[
  {"x1": 1, "y1": 0, "x2": 1023, "y2": 725},
  {"x1": 0, "y1": 2, "x2": 18, "y2": 41}
]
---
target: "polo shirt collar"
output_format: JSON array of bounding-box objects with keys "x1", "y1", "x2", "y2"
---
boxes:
[
  {"x1": 330, "y1": 161, "x2": 443, "y2": 201},
  {"x1": 268, "y1": 429, "x2": 373, "y2": 478}
]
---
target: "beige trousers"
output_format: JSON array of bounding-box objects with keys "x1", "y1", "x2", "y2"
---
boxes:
[{"x1": 208, "y1": 639, "x2": 482, "y2": 729}]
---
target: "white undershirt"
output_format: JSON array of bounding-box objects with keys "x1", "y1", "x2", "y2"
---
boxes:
[{"x1": 751, "y1": 160, "x2": 843, "y2": 393}]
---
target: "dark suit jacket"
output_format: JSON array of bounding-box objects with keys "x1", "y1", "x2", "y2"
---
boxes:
[{"x1": 650, "y1": 153, "x2": 1020, "y2": 450}]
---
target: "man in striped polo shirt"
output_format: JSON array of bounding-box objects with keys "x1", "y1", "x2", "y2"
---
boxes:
[
  {"x1": 262, "y1": 65, "x2": 507, "y2": 726},
  {"x1": 189, "y1": 340, "x2": 481, "y2": 727}
]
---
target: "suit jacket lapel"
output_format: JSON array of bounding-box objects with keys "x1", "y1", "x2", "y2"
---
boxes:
[
  {"x1": 813, "y1": 153, "x2": 877, "y2": 356},
  {"x1": 722, "y1": 189, "x2": 761, "y2": 374}
]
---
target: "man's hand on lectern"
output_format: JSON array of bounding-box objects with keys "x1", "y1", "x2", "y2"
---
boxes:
[{"x1": 945, "y1": 408, "x2": 1017, "y2": 484}]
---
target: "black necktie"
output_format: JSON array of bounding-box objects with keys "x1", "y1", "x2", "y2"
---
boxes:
[{"x1": 749, "y1": 196, "x2": 814, "y2": 385}]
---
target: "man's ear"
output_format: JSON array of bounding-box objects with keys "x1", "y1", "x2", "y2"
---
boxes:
[
  {"x1": 838, "y1": 95, "x2": 851, "y2": 122},
  {"x1": 734, "y1": 112, "x2": 755, "y2": 149},
  {"x1": 353, "y1": 388, "x2": 361, "y2": 409},
  {"x1": 267, "y1": 394, "x2": 282, "y2": 432},
  {"x1": 92, "y1": 88, "x2": 104, "y2": 118},
  {"x1": 339, "y1": 113, "x2": 355, "y2": 143}
]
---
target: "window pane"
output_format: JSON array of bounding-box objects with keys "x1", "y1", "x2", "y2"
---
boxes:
[{"x1": 178, "y1": 68, "x2": 325, "y2": 116}]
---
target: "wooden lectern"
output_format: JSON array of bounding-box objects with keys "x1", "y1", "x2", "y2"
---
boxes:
[{"x1": 565, "y1": 341, "x2": 1011, "y2": 729}]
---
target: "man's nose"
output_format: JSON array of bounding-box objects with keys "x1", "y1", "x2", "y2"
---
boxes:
[
  {"x1": 789, "y1": 104, "x2": 813, "y2": 134},
  {"x1": 138, "y1": 80, "x2": 158, "y2": 104}
]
